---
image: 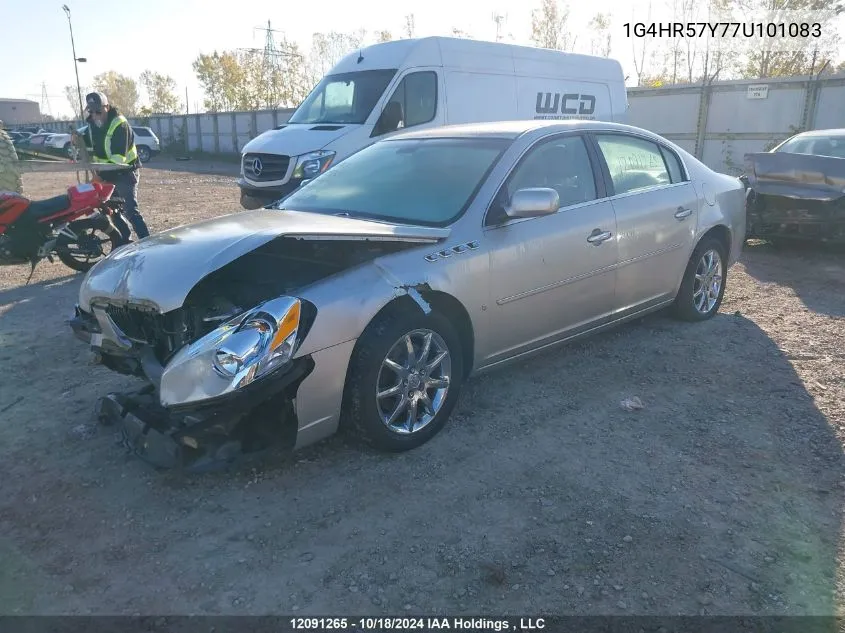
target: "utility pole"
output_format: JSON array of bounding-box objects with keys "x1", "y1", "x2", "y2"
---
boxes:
[
  {"x1": 492, "y1": 12, "x2": 506, "y2": 42},
  {"x1": 239, "y1": 20, "x2": 301, "y2": 109},
  {"x1": 62, "y1": 5, "x2": 85, "y2": 125}
]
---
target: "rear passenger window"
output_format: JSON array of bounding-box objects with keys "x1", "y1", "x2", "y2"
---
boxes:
[
  {"x1": 659, "y1": 145, "x2": 686, "y2": 183},
  {"x1": 595, "y1": 134, "x2": 671, "y2": 195}
]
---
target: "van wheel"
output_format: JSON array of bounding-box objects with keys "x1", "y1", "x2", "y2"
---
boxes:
[{"x1": 343, "y1": 306, "x2": 464, "y2": 452}]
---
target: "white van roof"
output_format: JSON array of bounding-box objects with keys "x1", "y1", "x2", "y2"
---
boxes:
[{"x1": 329, "y1": 36, "x2": 624, "y2": 84}]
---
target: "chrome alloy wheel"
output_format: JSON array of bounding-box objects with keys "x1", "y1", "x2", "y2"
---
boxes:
[
  {"x1": 375, "y1": 329, "x2": 452, "y2": 434},
  {"x1": 693, "y1": 249, "x2": 723, "y2": 314}
]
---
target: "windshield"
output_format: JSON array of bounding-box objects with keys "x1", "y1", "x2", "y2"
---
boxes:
[
  {"x1": 277, "y1": 137, "x2": 511, "y2": 226},
  {"x1": 288, "y1": 69, "x2": 398, "y2": 125},
  {"x1": 775, "y1": 134, "x2": 845, "y2": 159}
]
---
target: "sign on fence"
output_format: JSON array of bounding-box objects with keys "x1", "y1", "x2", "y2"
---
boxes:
[{"x1": 746, "y1": 84, "x2": 769, "y2": 100}]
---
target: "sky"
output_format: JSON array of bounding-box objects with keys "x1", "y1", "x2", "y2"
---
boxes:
[{"x1": 3, "y1": 0, "x2": 844, "y2": 120}]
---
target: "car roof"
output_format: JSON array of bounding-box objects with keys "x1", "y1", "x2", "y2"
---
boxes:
[
  {"x1": 389, "y1": 119, "x2": 669, "y2": 142},
  {"x1": 790, "y1": 128, "x2": 845, "y2": 138}
]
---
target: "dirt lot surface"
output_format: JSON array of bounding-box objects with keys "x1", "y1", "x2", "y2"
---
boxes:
[{"x1": 1, "y1": 160, "x2": 844, "y2": 616}]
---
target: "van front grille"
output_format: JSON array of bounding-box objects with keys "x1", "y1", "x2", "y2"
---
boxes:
[{"x1": 243, "y1": 153, "x2": 291, "y2": 182}]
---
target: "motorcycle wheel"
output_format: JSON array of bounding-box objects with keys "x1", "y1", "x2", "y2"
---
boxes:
[{"x1": 56, "y1": 218, "x2": 123, "y2": 273}]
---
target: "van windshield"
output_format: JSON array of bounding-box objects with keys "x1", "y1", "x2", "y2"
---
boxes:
[
  {"x1": 288, "y1": 69, "x2": 398, "y2": 125},
  {"x1": 276, "y1": 137, "x2": 511, "y2": 226}
]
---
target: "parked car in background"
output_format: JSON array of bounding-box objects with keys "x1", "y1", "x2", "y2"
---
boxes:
[
  {"x1": 20, "y1": 133, "x2": 51, "y2": 148},
  {"x1": 44, "y1": 132, "x2": 72, "y2": 152},
  {"x1": 7, "y1": 131, "x2": 30, "y2": 144},
  {"x1": 16, "y1": 126, "x2": 46, "y2": 135},
  {"x1": 743, "y1": 128, "x2": 845, "y2": 244},
  {"x1": 70, "y1": 120, "x2": 746, "y2": 472},
  {"x1": 131, "y1": 126, "x2": 160, "y2": 163},
  {"x1": 66, "y1": 125, "x2": 161, "y2": 162}
]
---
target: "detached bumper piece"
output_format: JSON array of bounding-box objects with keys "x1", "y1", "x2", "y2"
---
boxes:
[{"x1": 95, "y1": 357, "x2": 314, "y2": 473}]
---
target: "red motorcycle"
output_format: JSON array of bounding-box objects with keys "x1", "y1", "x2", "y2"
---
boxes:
[{"x1": 0, "y1": 180, "x2": 127, "y2": 275}]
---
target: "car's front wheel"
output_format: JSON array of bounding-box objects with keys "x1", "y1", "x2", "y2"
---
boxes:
[
  {"x1": 671, "y1": 236, "x2": 728, "y2": 321},
  {"x1": 137, "y1": 146, "x2": 151, "y2": 163},
  {"x1": 344, "y1": 305, "x2": 464, "y2": 452}
]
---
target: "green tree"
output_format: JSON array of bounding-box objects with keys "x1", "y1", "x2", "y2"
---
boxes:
[
  {"x1": 530, "y1": 0, "x2": 576, "y2": 51},
  {"x1": 587, "y1": 12, "x2": 612, "y2": 57},
  {"x1": 91, "y1": 71, "x2": 140, "y2": 115},
  {"x1": 140, "y1": 70, "x2": 181, "y2": 113},
  {"x1": 63, "y1": 84, "x2": 90, "y2": 118},
  {"x1": 192, "y1": 51, "x2": 246, "y2": 111},
  {"x1": 194, "y1": 44, "x2": 307, "y2": 112},
  {"x1": 403, "y1": 14, "x2": 416, "y2": 38},
  {"x1": 730, "y1": 0, "x2": 844, "y2": 78}
]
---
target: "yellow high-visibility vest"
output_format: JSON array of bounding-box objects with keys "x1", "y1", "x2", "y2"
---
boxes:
[{"x1": 90, "y1": 114, "x2": 138, "y2": 165}]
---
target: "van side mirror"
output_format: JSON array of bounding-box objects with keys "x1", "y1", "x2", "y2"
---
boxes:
[{"x1": 505, "y1": 188, "x2": 560, "y2": 219}]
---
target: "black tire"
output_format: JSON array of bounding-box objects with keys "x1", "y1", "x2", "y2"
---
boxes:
[
  {"x1": 671, "y1": 236, "x2": 728, "y2": 322},
  {"x1": 137, "y1": 146, "x2": 151, "y2": 163},
  {"x1": 56, "y1": 217, "x2": 123, "y2": 273},
  {"x1": 240, "y1": 190, "x2": 266, "y2": 210},
  {"x1": 343, "y1": 304, "x2": 465, "y2": 452}
]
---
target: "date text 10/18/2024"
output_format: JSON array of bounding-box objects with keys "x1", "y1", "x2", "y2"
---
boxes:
[{"x1": 289, "y1": 618, "x2": 547, "y2": 631}]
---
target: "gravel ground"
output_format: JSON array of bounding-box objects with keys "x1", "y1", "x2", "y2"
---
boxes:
[{"x1": 1, "y1": 160, "x2": 843, "y2": 616}]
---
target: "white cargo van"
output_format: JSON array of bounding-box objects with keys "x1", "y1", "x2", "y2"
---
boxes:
[{"x1": 238, "y1": 36, "x2": 628, "y2": 209}]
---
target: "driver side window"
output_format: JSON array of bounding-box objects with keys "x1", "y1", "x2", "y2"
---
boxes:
[
  {"x1": 487, "y1": 134, "x2": 598, "y2": 225},
  {"x1": 372, "y1": 71, "x2": 438, "y2": 137}
]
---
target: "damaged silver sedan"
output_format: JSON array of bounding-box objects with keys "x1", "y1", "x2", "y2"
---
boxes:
[{"x1": 70, "y1": 120, "x2": 746, "y2": 472}]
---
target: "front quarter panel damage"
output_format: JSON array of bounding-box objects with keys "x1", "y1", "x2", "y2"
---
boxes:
[{"x1": 743, "y1": 151, "x2": 845, "y2": 243}]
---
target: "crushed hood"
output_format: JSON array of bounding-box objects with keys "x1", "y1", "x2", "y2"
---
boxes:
[
  {"x1": 241, "y1": 123, "x2": 358, "y2": 157},
  {"x1": 744, "y1": 151, "x2": 845, "y2": 202},
  {"x1": 79, "y1": 208, "x2": 450, "y2": 314}
]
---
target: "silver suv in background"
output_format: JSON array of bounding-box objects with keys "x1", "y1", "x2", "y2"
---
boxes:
[
  {"x1": 132, "y1": 126, "x2": 160, "y2": 162},
  {"x1": 61, "y1": 125, "x2": 161, "y2": 162}
]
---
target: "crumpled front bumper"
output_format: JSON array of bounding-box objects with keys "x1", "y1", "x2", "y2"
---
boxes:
[
  {"x1": 94, "y1": 357, "x2": 313, "y2": 472},
  {"x1": 68, "y1": 304, "x2": 315, "y2": 472}
]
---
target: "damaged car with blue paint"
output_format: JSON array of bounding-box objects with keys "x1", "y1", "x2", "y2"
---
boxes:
[{"x1": 69, "y1": 120, "x2": 746, "y2": 472}]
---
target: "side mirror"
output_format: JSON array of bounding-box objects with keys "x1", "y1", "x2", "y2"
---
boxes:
[{"x1": 505, "y1": 187, "x2": 560, "y2": 219}]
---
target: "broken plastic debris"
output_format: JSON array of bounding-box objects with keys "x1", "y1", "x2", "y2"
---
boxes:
[{"x1": 620, "y1": 396, "x2": 644, "y2": 411}]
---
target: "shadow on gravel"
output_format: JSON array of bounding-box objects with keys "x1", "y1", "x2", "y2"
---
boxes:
[
  {"x1": 741, "y1": 240, "x2": 845, "y2": 318},
  {"x1": 0, "y1": 289, "x2": 841, "y2": 616},
  {"x1": 0, "y1": 271, "x2": 80, "y2": 308},
  {"x1": 145, "y1": 158, "x2": 240, "y2": 179}
]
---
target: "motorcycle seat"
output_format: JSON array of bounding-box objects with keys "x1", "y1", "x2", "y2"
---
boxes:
[{"x1": 27, "y1": 195, "x2": 71, "y2": 220}]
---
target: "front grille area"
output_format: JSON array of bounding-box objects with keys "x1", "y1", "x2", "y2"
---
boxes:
[
  {"x1": 243, "y1": 152, "x2": 291, "y2": 182},
  {"x1": 105, "y1": 305, "x2": 167, "y2": 343}
]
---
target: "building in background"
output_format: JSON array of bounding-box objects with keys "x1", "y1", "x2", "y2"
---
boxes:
[{"x1": 0, "y1": 98, "x2": 41, "y2": 125}]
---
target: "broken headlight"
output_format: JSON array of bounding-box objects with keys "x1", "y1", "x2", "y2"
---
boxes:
[{"x1": 159, "y1": 297, "x2": 309, "y2": 408}]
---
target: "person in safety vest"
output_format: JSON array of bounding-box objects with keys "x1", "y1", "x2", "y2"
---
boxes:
[{"x1": 79, "y1": 91, "x2": 149, "y2": 240}]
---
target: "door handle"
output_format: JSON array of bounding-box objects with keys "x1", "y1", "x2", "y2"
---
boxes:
[
  {"x1": 587, "y1": 229, "x2": 613, "y2": 245},
  {"x1": 674, "y1": 207, "x2": 692, "y2": 220}
]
